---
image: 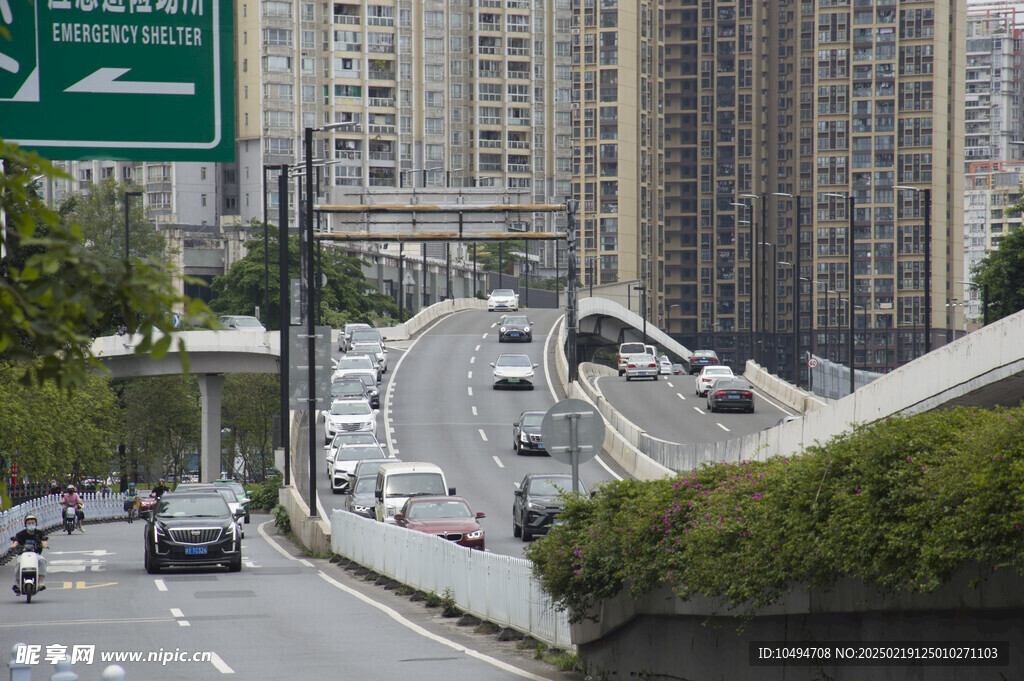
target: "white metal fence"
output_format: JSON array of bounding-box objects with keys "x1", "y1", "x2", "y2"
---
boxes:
[
  {"x1": 330, "y1": 509, "x2": 572, "y2": 649},
  {"x1": 1, "y1": 493, "x2": 129, "y2": 543}
]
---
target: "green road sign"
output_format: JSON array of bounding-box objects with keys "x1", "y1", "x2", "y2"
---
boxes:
[{"x1": 0, "y1": 0, "x2": 234, "y2": 160}]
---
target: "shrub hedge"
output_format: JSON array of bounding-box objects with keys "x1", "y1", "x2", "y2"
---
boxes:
[{"x1": 525, "y1": 405, "x2": 1024, "y2": 621}]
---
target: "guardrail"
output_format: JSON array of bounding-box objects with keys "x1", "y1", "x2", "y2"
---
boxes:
[
  {"x1": 1, "y1": 493, "x2": 129, "y2": 542},
  {"x1": 382, "y1": 298, "x2": 488, "y2": 341},
  {"x1": 330, "y1": 509, "x2": 572, "y2": 649}
]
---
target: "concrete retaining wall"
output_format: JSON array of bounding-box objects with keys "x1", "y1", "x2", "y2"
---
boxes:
[
  {"x1": 381, "y1": 297, "x2": 488, "y2": 341},
  {"x1": 743, "y1": 360, "x2": 828, "y2": 414},
  {"x1": 572, "y1": 566, "x2": 1024, "y2": 681}
]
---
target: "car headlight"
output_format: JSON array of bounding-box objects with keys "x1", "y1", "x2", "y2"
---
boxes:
[
  {"x1": 465, "y1": 530, "x2": 483, "y2": 540},
  {"x1": 500, "y1": 326, "x2": 507, "y2": 333},
  {"x1": 527, "y1": 501, "x2": 545, "y2": 511},
  {"x1": 353, "y1": 504, "x2": 371, "y2": 513},
  {"x1": 523, "y1": 326, "x2": 530, "y2": 333},
  {"x1": 520, "y1": 432, "x2": 529, "y2": 442}
]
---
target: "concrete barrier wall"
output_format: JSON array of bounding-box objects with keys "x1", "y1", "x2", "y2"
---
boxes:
[
  {"x1": 572, "y1": 565, "x2": 1024, "y2": 681},
  {"x1": 381, "y1": 297, "x2": 488, "y2": 341},
  {"x1": 743, "y1": 360, "x2": 828, "y2": 414}
]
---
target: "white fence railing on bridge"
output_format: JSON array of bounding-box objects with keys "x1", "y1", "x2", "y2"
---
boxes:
[
  {"x1": 330, "y1": 509, "x2": 572, "y2": 649},
  {"x1": 1, "y1": 493, "x2": 128, "y2": 542}
]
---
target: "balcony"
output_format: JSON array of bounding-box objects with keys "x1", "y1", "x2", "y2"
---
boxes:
[
  {"x1": 479, "y1": 163, "x2": 502, "y2": 172},
  {"x1": 334, "y1": 150, "x2": 362, "y2": 160},
  {"x1": 368, "y1": 69, "x2": 395, "y2": 80},
  {"x1": 507, "y1": 164, "x2": 531, "y2": 173},
  {"x1": 478, "y1": 116, "x2": 502, "y2": 125},
  {"x1": 507, "y1": 139, "x2": 530, "y2": 149},
  {"x1": 366, "y1": 16, "x2": 393, "y2": 26},
  {"x1": 478, "y1": 21, "x2": 500, "y2": 32},
  {"x1": 368, "y1": 97, "x2": 395, "y2": 107},
  {"x1": 333, "y1": 15, "x2": 360, "y2": 24},
  {"x1": 507, "y1": 117, "x2": 530, "y2": 126},
  {"x1": 507, "y1": 69, "x2": 531, "y2": 80},
  {"x1": 479, "y1": 139, "x2": 502, "y2": 148},
  {"x1": 368, "y1": 124, "x2": 395, "y2": 134}
]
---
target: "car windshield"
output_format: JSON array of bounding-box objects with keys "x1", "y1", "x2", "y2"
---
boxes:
[
  {"x1": 497, "y1": 355, "x2": 532, "y2": 367},
  {"x1": 353, "y1": 476, "x2": 376, "y2": 494},
  {"x1": 357, "y1": 375, "x2": 377, "y2": 389},
  {"x1": 694, "y1": 350, "x2": 717, "y2": 358},
  {"x1": 530, "y1": 477, "x2": 579, "y2": 496},
  {"x1": 331, "y1": 401, "x2": 372, "y2": 416},
  {"x1": 492, "y1": 289, "x2": 515, "y2": 297},
  {"x1": 521, "y1": 413, "x2": 543, "y2": 427},
  {"x1": 352, "y1": 343, "x2": 380, "y2": 353},
  {"x1": 504, "y1": 316, "x2": 529, "y2": 326},
  {"x1": 222, "y1": 316, "x2": 263, "y2": 329},
  {"x1": 156, "y1": 495, "x2": 230, "y2": 517},
  {"x1": 332, "y1": 382, "x2": 364, "y2": 397},
  {"x1": 335, "y1": 446, "x2": 383, "y2": 461},
  {"x1": 620, "y1": 344, "x2": 645, "y2": 355},
  {"x1": 351, "y1": 331, "x2": 381, "y2": 341},
  {"x1": 337, "y1": 357, "x2": 373, "y2": 369},
  {"x1": 346, "y1": 324, "x2": 370, "y2": 334},
  {"x1": 385, "y1": 473, "x2": 446, "y2": 496},
  {"x1": 407, "y1": 499, "x2": 471, "y2": 520},
  {"x1": 216, "y1": 489, "x2": 236, "y2": 503}
]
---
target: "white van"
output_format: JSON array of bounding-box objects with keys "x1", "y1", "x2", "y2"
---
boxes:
[{"x1": 374, "y1": 462, "x2": 454, "y2": 523}]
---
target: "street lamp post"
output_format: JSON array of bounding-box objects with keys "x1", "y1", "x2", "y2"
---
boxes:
[
  {"x1": 566, "y1": 198, "x2": 580, "y2": 383},
  {"x1": 773, "y1": 192, "x2": 802, "y2": 386},
  {"x1": 758, "y1": 241, "x2": 778, "y2": 374},
  {"x1": 740, "y1": 194, "x2": 764, "y2": 364},
  {"x1": 124, "y1": 190, "x2": 142, "y2": 263},
  {"x1": 277, "y1": 167, "x2": 290, "y2": 486},
  {"x1": 826, "y1": 289, "x2": 838, "y2": 361},
  {"x1": 945, "y1": 299, "x2": 961, "y2": 341},
  {"x1": 732, "y1": 201, "x2": 755, "y2": 362}
]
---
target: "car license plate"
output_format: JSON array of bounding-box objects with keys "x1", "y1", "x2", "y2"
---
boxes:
[
  {"x1": 729, "y1": 393, "x2": 740, "y2": 397},
  {"x1": 538, "y1": 443, "x2": 544, "y2": 449},
  {"x1": 638, "y1": 371, "x2": 649, "y2": 376},
  {"x1": 511, "y1": 333, "x2": 520, "y2": 337},
  {"x1": 508, "y1": 378, "x2": 520, "y2": 383},
  {"x1": 184, "y1": 546, "x2": 208, "y2": 555}
]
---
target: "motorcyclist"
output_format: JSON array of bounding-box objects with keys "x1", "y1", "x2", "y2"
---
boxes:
[
  {"x1": 61, "y1": 485, "x2": 85, "y2": 532},
  {"x1": 124, "y1": 482, "x2": 140, "y2": 522},
  {"x1": 151, "y1": 479, "x2": 170, "y2": 500},
  {"x1": 11, "y1": 514, "x2": 47, "y2": 596},
  {"x1": 48, "y1": 479, "x2": 62, "y2": 496}
]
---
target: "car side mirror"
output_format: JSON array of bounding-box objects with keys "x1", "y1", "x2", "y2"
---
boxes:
[
  {"x1": 533, "y1": 363, "x2": 539, "y2": 368},
  {"x1": 514, "y1": 489, "x2": 523, "y2": 498},
  {"x1": 372, "y1": 409, "x2": 379, "y2": 416},
  {"x1": 393, "y1": 512, "x2": 403, "y2": 521},
  {"x1": 476, "y1": 512, "x2": 486, "y2": 519},
  {"x1": 233, "y1": 507, "x2": 246, "y2": 518},
  {"x1": 375, "y1": 491, "x2": 382, "y2": 500},
  {"x1": 448, "y1": 487, "x2": 456, "y2": 496},
  {"x1": 489, "y1": 363, "x2": 495, "y2": 368}
]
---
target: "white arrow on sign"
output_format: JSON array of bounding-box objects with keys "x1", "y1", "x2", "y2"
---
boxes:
[{"x1": 65, "y1": 68, "x2": 195, "y2": 96}]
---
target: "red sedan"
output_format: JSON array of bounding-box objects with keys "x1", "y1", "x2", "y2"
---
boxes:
[{"x1": 394, "y1": 496, "x2": 486, "y2": 550}]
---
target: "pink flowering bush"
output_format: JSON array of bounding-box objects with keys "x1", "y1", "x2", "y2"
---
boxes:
[{"x1": 525, "y1": 405, "x2": 1024, "y2": 621}]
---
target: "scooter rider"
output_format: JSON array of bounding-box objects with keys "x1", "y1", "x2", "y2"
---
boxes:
[
  {"x1": 61, "y1": 485, "x2": 85, "y2": 532},
  {"x1": 11, "y1": 514, "x2": 47, "y2": 596}
]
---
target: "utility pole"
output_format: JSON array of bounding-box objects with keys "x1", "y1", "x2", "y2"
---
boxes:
[{"x1": 566, "y1": 199, "x2": 579, "y2": 383}]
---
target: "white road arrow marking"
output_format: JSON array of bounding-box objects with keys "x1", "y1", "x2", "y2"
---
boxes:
[{"x1": 66, "y1": 68, "x2": 195, "y2": 96}]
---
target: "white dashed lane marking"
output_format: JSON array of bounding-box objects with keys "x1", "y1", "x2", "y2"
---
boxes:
[{"x1": 479, "y1": 429, "x2": 489, "y2": 442}]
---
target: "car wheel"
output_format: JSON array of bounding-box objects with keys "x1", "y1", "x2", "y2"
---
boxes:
[
  {"x1": 748, "y1": 406, "x2": 755, "y2": 414},
  {"x1": 522, "y1": 522, "x2": 533, "y2": 542},
  {"x1": 228, "y1": 555, "x2": 242, "y2": 573},
  {"x1": 245, "y1": 512, "x2": 250, "y2": 524},
  {"x1": 513, "y1": 512, "x2": 521, "y2": 538},
  {"x1": 625, "y1": 376, "x2": 631, "y2": 382},
  {"x1": 618, "y1": 369, "x2": 624, "y2": 376},
  {"x1": 707, "y1": 402, "x2": 715, "y2": 413},
  {"x1": 653, "y1": 375, "x2": 658, "y2": 381}
]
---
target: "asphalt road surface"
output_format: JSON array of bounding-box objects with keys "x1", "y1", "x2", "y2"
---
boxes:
[{"x1": 1, "y1": 519, "x2": 575, "y2": 680}]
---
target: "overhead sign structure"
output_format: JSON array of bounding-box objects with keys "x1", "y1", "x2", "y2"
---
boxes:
[{"x1": 0, "y1": 0, "x2": 234, "y2": 160}]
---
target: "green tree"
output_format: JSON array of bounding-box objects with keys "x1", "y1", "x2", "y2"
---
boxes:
[
  {"x1": 972, "y1": 224, "x2": 1024, "y2": 323},
  {"x1": 221, "y1": 373, "x2": 279, "y2": 482},
  {"x1": 209, "y1": 228, "x2": 398, "y2": 329},
  {"x1": 59, "y1": 177, "x2": 169, "y2": 264},
  {"x1": 0, "y1": 140, "x2": 213, "y2": 387},
  {"x1": 120, "y1": 376, "x2": 201, "y2": 482}
]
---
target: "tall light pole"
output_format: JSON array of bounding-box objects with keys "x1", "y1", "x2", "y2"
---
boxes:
[
  {"x1": 827, "y1": 289, "x2": 838, "y2": 361},
  {"x1": 758, "y1": 241, "x2": 778, "y2": 373},
  {"x1": 945, "y1": 299, "x2": 961, "y2": 341},
  {"x1": 741, "y1": 194, "x2": 763, "y2": 364},
  {"x1": 773, "y1": 192, "x2": 802, "y2": 386},
  {"x1": 732, "y1": 201, "x2": 754, "y2": 361},
  {"x1": 124, "y1": 190, "x2": 142, "y2": 263},
  {"x1": 895, "y1": 186, "x2": 931, "y2": 354},
  {"x1": 566, "y1": 198, "x2": 580, "y2": 383}
]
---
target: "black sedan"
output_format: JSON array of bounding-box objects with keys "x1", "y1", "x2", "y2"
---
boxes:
[
  {"x1": 688, "y1": 349, "x2": 721, "y2": 374},
  {"x1": 498, "y1": 315, "x2": 533, "y2": 342},
  {"x1": 513, "y1": 473, "x2": 587, "y2": 542},
  {"x1": 142, "y1": 492, "x2": 244, "y2": 573},
  {"x1": 512, "y1": 410, "x2": 546, "y2": 455},
  {"x1": 343, "y1": 473, "x2": 377, "y2": 519},
  {"x1": 706, "y1": 378, "x2": 755, "y2": 413}
]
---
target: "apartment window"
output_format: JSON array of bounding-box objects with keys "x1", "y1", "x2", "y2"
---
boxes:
[
  {"x1": 200, "y1": 166, "x2": 207, "y2": 180},
  {"x1": 425, "y1": 64, "x2": 443, "y2": 80},
  {"x1": 426, "y1": 144, "x2": 443, "y2": 161},
  {"x1": 450, "y1": 37, "x2": 462, "y2": 53},
  {"x1": 300, "y1": 3, "x2": 313, "y2": 20},
  {"x1": 265, "y1": 138, "x2": 293, "y2": 154},
  {"x1": 449, "y1": 60, "x2": 461, "y2": 76},
  {"x1": 450, "y1": 12, "x2": 461, "y2": 28},
  {"x1": 201, "y1": 194, "x2": 207, "y2": 207},
  {"x1": 301, "y1": 30, "x2": 314, "y2": 48},
  {"x1": 425, "y1": 90, "x2": 443, "y2": 107},
  {"x1": 425, "y1": 37, "x2": 443, "y2": 53},
  {"x1": 425, "y1": 118, "x2": 443, "y2": 134},
  {"x1": 302, "y1": 85, "x2": 314, "y2": 102},
  {"x1": 401, "y1": 116, "x2": 412, "y2": 133},
  {"x1": 450, "y1": 84, "x2": 462, "y2": 99},
  {"x1": 265, "y1": 110, "x2": 294, "y2": 127},
  {"x1": 263, "y1": 1, "x2": 290, "y2": 17},
  {"x1": 265, "y1": 56, "x2": 291, "y2": 72},
  {"x1": 264, "y1": 28, "x2": 292, "y2": 45},
  {"x1": 425, "y1": 11, "x2": 443, "y2": 27}
]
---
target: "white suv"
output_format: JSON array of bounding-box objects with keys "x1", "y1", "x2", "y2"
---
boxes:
[{"x1": 617, "y1": 342, "x2": 647, "y2": 376}]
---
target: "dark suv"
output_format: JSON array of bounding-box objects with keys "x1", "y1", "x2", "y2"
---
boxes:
[
  {"x1": 512, "y1": 410, "x2": 546, "y2": 455},
  {"x1": 142, "y1": 493, "x2": 244, "y2": 573},
  {"x1": 687, "y1": 349, "x2": 720, "y2": 374},
  {"x1": 498, "y1": 315, "x2": 533, "y2": 343},
  {"x1": 513, "y1": 473, "x2": 587, "y2": 541}
]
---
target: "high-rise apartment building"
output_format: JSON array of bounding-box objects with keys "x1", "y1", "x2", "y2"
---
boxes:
[
  {"x1": 571, "y1": 0, "x2": 665, "y2": 325},
  {"x1": 664, "y1": 0, "x2": 965, "y2": 382},
  {"x1": 965, "y1": 7, "x2": 1024, "y2": 164},
  {"x1": 235, "y1": 0, "x2": 574, "y2": 273}
]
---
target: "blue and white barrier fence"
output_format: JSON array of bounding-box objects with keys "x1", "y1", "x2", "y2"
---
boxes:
[{"x1": 1, "y1": 493, "x2": 129, "y2": 543}]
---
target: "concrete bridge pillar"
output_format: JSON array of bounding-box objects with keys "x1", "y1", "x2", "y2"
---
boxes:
[{"x1": 197, "y1": 374, "x2": 225, "y2": 482}]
